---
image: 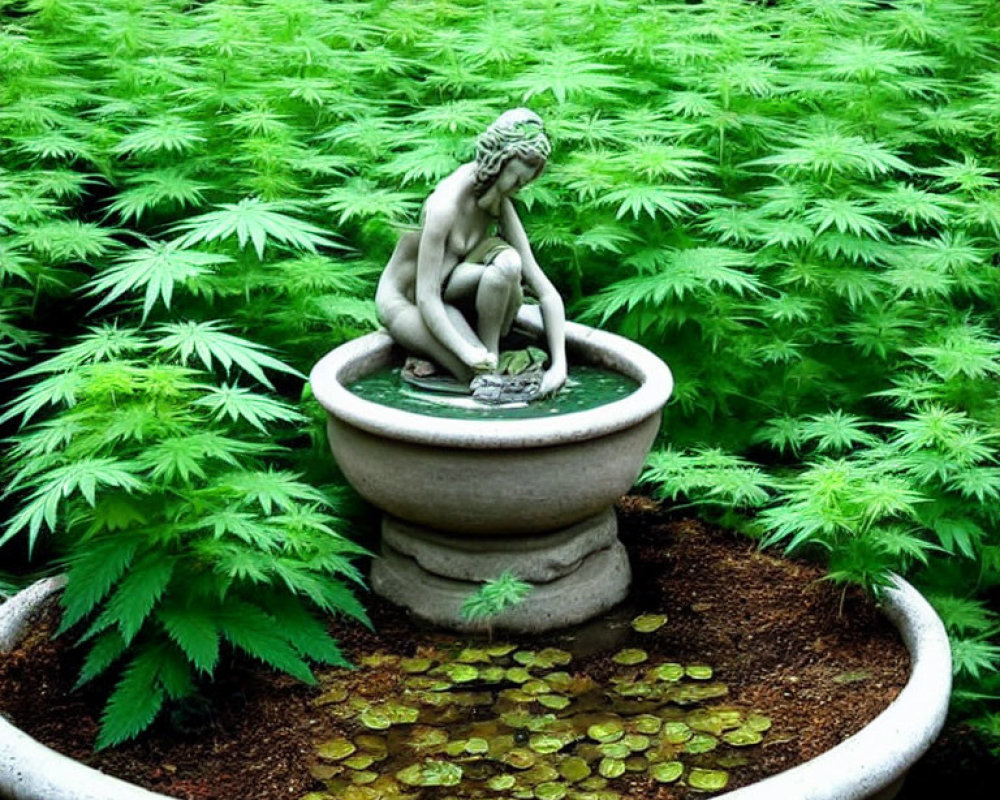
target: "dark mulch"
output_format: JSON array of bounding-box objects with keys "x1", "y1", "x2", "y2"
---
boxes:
[{"x1": 0, "y1": 499, "x2": 912, "y2": 799}]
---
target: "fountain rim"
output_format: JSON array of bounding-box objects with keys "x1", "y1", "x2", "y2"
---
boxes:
[{"x1": 309, "y1": 306, "x2": 674, "y2": 450}]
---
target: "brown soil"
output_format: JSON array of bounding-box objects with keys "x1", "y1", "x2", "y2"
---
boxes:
[{"x1": 0, "y1": 500, "x2": 910, "y2": 799}]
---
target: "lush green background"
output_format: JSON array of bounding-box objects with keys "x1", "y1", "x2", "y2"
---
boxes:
[{"x1": 2, "y1": 0, "x2": 998, "y2": 748}]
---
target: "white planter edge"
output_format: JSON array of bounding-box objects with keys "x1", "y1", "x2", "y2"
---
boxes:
[{"x1": 0, "y1": 574, "x2": 951, "y2": 800}]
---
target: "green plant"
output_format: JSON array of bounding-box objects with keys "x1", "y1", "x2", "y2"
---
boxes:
[
  {"x1": 3, "y1": 0, "x2": 999, "y2": 747},
  {"x1": 461, "y1": 571, "x2": 533, "y2": 623}
]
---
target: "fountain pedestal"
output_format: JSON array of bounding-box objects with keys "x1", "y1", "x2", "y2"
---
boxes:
[{"x1": 372, "y1": 510, "x2": 631, "y2": 631}]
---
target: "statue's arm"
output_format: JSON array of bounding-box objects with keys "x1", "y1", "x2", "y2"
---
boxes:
[
  {"x1": 415, "y1": 208, "x2": 492, "y2": 369},
  {"x1": 500, "y1": 198, "x2": 567, "y2": 393}
]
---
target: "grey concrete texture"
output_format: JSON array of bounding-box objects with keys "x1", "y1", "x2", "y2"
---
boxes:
[
  {"x1": 0, "y1": 574, "x2": 952, "y2": 800},
  {"x1": 382, "y1": 509, "x2": 618, "y2": 582},
  {"x1": 328, "y1": 414, "x2": 659, "y2": 536},
  {"x1": 370, "y1": 540, "x2": 632, "y2": 633}
]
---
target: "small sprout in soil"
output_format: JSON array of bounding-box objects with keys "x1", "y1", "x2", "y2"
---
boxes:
[
  {"x1": 650, "y1": 760, "x2": 684, "y2": 783},
  {"x1": 344, "y1": 754, "x2": 377, "y2": 770},
  {"x1": 536, "y1": 780, "x2": 568, "y2": 800},
  {"x1": 631, "y1": 614, "x2": 668, "y2": 633},
  {"x1": 400, "y1": 657, "x2": 433, "y2": 674},
  {"x1": 396, "y1": 760, "x2": 463, "y2": 787},
  {"x1": 661, "y1": 722, "x2": 693, "y2": 744},
  {"x1": 359, "y1": 708, "x2": 392, "y2": 730},
  {"x1": 489, "y1": 774, "x2": 518, "y2": 791},
  {"x1": 650, "y1": 662, "x2": 685, "y2": 681},
  {"x1": 598, "y1": 742, "x2": 630, "y2": 759},
  {"x1": 408, "y1": 726, "x2": 448, "y2": 751},
  {"x1": 317, "y1": 738, "x2": 356, "y2": 761},
  {"x1": 723, "y1": 728, "x2": 764, "y2": 747},
  {"x1": 559, "y1": 756, "x2": 592, "y2": 782},
  {"x1": 612, "y1": 648, "x2": 648, "y2": 666},
  {"x1": 598, "y1": 757, "x2": 626, "y2": 779},
  {"x1": 507, "y1": 667, "x2": 533, "y2": 683},
  {"x1": 314, "y1": 687, "x2": 349, "y2": 706},
  {"x1": 630, "y1": 715, "x2": 662, "y2": 735},
  {"x1": 530, "y1": 733, "x2": 565, "y2": 754},
  {"x1": 587, "y1": 720, "x2": 625, "y2": 743},
  {"x1": 687, "y1": 767, "x2": 729, "y2": 791},
  {"x1": 746, "y1": 713, "x2": 772, "y2": 732},
  {"x1": 684, "y1": 733, "x2": 719, "y2": 754},
  {"x1": 685, "y1": 665, "x2": 713, "y2": 680}
]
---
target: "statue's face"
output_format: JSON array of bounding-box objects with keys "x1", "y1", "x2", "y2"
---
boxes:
[{"x1": 495, "y1": 155, "x2": 544, "y2": 196}]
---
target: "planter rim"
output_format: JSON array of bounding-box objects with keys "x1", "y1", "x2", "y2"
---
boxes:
[
  {"x1": 0, "y1": 574, "x2": 950, "y2": 800},
  {"x1": 309, "y1": 306, "x2": 674, "y2": 449}
]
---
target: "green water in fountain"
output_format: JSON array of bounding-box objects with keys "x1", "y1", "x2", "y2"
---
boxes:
[{"x1": 347, "y1": 365, "x2": 639, "y2": 420}]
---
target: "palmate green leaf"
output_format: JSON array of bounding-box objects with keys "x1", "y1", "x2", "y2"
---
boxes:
[
  {"x1": 800, "y1": 411, "x2": 877, "y2": 454},
  {"x1": 85, "y1": 243, "x2": 232, "y2": 320},
  {"x1": 907, "y1": 323, "x2": 1000, "y2": 381},
  {"x1": 75, "y1": 629, "x2": 127, "y2": 689},
  {"x1": 15, "y1": 219, "x2": 120, "y2": 263},
  {"x1": 59, "y1": 537, "x2": 141, "y2": 634},
  {"x1": 642, "y1": 447, "x2": 775, "y2": 509},
  {"x1": 105, "y1": 167, "x2": 209, "y2": 223},
  {"x1": 507, "y1": 48, "x2": 631, "y2": 103},
  {"x1": 170, "y1": 198, "x2": 339, "y2": 260},
  {"x1": 157, "y1": 605, "x2": 221, "y2": 675},
  {"x1": 262, "y1": 593, "x2": 351, "y2": 667},
  {"x1": 802, "y1": 197, "x2": 890, "y2": 239},
  {"x1": 321, "y1": 178, "x2": 422, "y2": 225},
  {"x1": 0, "y1": 368, "x2": 83, "y2": 426},
  {"x1": 96, "y1": 644, "x2": 166, "y2": 750},
  {"x1": 218, "y1": 469, "x2": 328, "y2": 514},
  {"x1": 584, "y1": 247, "x2": 761, "y2": 323},
  {"x1": 153, "y1": 320, "x2": 302, "y2": 388},
  {"x1": 461, "y1": 570, "x2": 532, "y2": 621},
  {"x1": 113, "y1": 115, "x2": 206, "y2": 156},
  {"x1": 601, "y1": 183, "x2": 722, "y2": 221},
  {"x1": 217, "y1": 600, "x2": 315, "y2": 684},
  {"x1": 2, "y1": 458, "x2": 146, "y2": 553},
  {"x1": 194, "y1": 383, "x2": 305, "y2": 432},
  {"x1": 950, "y1": 636, "x2": 1000, "y2": 681},
  {"x1": 744, "y1": 128, "x2": 913, "y2": 179},
  {"x1": 135, "y1": 432, "x2": 274, "y2": 484},
  {"x1": 928, "y1": 595, "x2": 998, "y2": 636},
  {"x1": 11, "y1": 323, "x2": 147, "y2": 378},
  {"x1": 87, "y1": 557, "x2": 175, "y2": 646}
]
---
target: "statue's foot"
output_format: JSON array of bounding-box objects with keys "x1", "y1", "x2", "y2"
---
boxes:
[{"x1": 401, "y1": 357, "x2": 470, "y2": 395}]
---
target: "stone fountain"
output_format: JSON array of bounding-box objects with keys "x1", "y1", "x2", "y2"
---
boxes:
[{"x1": 310, "y1": 109, "x2": 673, "y2": 632}]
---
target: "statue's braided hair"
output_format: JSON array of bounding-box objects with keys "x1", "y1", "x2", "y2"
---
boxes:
[{"x1": 474, "y1": 108, "x2": 551, "y2": 191}]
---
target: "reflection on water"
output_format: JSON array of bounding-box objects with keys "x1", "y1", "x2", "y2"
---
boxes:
[{"x1": 347, "y1": 365, "x2": 639, "y2": 420}]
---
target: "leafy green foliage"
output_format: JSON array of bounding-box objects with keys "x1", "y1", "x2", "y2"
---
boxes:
[
  {"x1": 461, "y1": 571, "x2": 533, "y2": 623},
  {"x1": 3, "y1": 0, "x2": 999, "y2": 746}
]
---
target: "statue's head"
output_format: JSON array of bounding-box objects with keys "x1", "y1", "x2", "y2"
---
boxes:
[{"x1": 474, "y1": 108, "x2": 551, "y2": 192}]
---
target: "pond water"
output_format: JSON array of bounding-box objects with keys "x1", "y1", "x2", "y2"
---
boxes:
[{"x1": 347, "y1": 365, "x2": 639, "y2": 420}]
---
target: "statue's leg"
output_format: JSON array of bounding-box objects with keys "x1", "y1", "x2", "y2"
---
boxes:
[
  {"x1": 475, "y1": 256, "x2": 522, "y2": 355},
  {"x1": 443, "y1": 262, "x2": 485, "y2": 303},
  {"x1": 385, "y1": 305, "x2": 473, "y2": 382},
  {"x1": 501, "y1": 282, "x2": 523, "y2": 337}
]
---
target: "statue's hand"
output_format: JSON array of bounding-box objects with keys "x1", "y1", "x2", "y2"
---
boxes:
[{"x1": 539, "y1": 364, "x2": 567, "y2": 396}]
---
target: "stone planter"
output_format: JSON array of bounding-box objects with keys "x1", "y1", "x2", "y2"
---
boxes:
[
  {"x1": 310, "y1": 306, "x2": 675, "y2": 632},
  {"x1": 0, "y1": 575, "x2": 950, "y2": 800}
]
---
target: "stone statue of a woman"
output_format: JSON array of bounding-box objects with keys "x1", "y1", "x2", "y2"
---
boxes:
[{"x1": 375, "y1": 108, "x2": 567, "y2": 398}]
